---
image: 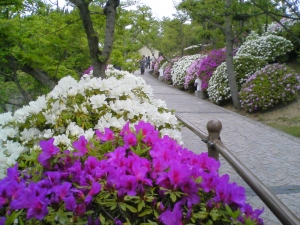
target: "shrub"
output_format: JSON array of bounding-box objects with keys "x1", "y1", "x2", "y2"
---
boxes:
[
  {"x1": 160, "y1": 61, "x2": 169, "y2": 71},
  {"x1": 0, "y1": 68, "x2": 182, "y2": 178},
  {"x1": 207, "y1": 54, "x2": 267, "y2": 104},
  {"x1": 184, "y1": 55, "x2": 207, "y2": 89},
  {"x1": 153, "y1": 56, "x2": 164, "y2": 74},
  {"x1": 163, "y1": 57, "x2": 180, "y2": 82},
  {"x1": 198, "y1": 49, "x2": 227, "y2": 90},
  {"x1": 240, "y1": 63, "x2": 300, "y2": 112},
  {"x1": 264, "y1": 18, "x2": 298, "y2": 35},
  {"x1": 171, "y1": 54, "x2": 204, "y2": 89},
  {"x1": 0, "y1": 121, "x2": 264, "y2": 225},
  {"x1": 236, "y1": 32, "x2": 293, "y2": 63}
]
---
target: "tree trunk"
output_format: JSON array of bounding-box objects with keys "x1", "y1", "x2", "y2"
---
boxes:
[
  {"x1": 225, "y1": 0, "x2": 241, "y2": 109},
  {"x1": 20, "y1": 63, "x2": 57, "y2": 90},
  {"x1": 4, "y1": 55, "x2": 57, "y2": 90},
  {"x1": 70, "y1": 0, "x2": 104, "y2": 78},
  {"x1": 69, "y1": 0, "x2": 120, "y2": 78},
  {"x1": 12, "y1": 70, "x2": 30, "y2": 104},
  {"x1": 101, "y1": 0, "x2": 120, "y2": 73}
]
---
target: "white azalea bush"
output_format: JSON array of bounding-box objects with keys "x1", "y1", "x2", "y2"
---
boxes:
[
  {"x1": 171, "y1": 54, "x2": 204, "y2": 89},
  {"x1": 264, "y1": 18, "x2": 299, "y2": 35},
  {"x1": 207, "y1": 54, "x2": 267, "y2": 104},
  {"x1": 0, "y1": 68, "x2": 182, "y2": 178},
  {"x1": 236, "y1": 31, "x2": 293, "y2": 63}
]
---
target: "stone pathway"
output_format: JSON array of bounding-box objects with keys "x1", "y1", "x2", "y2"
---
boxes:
[{"x1": 134, "y1": 69, "x2": 300, "y2": 225}]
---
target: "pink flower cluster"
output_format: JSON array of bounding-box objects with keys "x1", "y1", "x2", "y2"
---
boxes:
[
  {"x1": 0, "y1": 121, "x2": 263, "y2": 224},
  {"x1": 198, "y1": 49, "x2": 226, "y2": 90},
  {"x1": 163, "y1": 57, "x2": 180, "y2": 81},
  {"x1": 153, "y1": 56, "x2": 164, "y2": 73},
  {"x1": 184, "y1": 56, "x2": 206, "y2": 89}
]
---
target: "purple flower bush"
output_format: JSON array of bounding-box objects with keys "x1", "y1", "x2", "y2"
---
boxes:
[
  {"x1": 153, "y1": 56, "x2": 164, "y2": 74},
  {"x1": 0, "y1": 121, "x2": 264, "y2": 224},
  {"x1": 163, "y1": 57, "x2": 180, "y2": 82},
  {"x1": 184, "y1": 55, "x2": 206, "y2": 89},
  {"x1": 83, "y1": 66, "x2": 94, "y2": 75},
  {"x1": 197, "y1": 49, "x2": 227, "y2": 90},
  {"x1": 240, "y1": 63, "x2": 300, "y2": 112}
]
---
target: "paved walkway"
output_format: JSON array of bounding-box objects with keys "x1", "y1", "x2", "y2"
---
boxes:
[{"x1": 134, "y1": 69, "x2": 300, "y2": 225}]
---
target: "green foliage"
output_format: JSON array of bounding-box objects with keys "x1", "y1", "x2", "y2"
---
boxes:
[
  {"x1": 268, "y1": 122, "x2": 300, "y2": 138},
  {"x1": 207, "y1": 54, "x2": 267, "y2": 104},
  {"x1": 272, "y1": 22, "x2": 300, "y2": 61},
  {"x1": 239, "y1": 63, "x2": 300, "y2": 112}
]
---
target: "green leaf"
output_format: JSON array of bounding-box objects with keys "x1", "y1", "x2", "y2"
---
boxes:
[
  {"x1": 18, "y1": 218, "x2": 24, "y2": 225},
  {"x1": 138, "y1": 200, "x2": 145, "y2": 212},
  {"x1": 125, "y1": 218, "x2": 132, "y2": 225},
  {"x1": 138, "y1": 208, "x2": 153, "y2": 217},
  {"x1": 99, "y1": 214, "x2": 106, "y2": 225},
  {"x1": 110, "y1": 203, "x2": 117, "y2": 210},
  {"x1": 210, "y1": 208, "x2": 221, "y2": 220},
  {"x1": 123, "y1": 203, "x2": 138, "y2": 213},
  {"x1": 232, "y1": 208, "x2": 241, "y2": 220},
  {"x1": 193, "y1": 211, "x2": 208, "y2": 219},
  {"x1": 119, "y1": 202, "x2": 126, "y2": 211},
  {"x1": 225, "y1": 204, "x2": 233, "y2": 215},
  {"x1": 195, "y1": 176, "x2": 202, "y2": 184},
  {"x1": 170, "y1": 192, "x2": 176, "y2": 202},
  {"x1": 153, "y1": 209, "x2": 159, "y2": 218},
  {"x1": 5, "y1": 210, "x2": 23, "y2": 225}
]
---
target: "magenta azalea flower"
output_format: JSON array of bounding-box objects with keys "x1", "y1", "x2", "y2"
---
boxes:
[
  {"x1": 38, "y1": 138, "x2": 60, "y2": 168},
  {"x1": 0, "y1": 217, "x2": 5, "y2": 225},
  {"x1": 63, "y1": 194, "x2": 76, "y2": 211},
  {"x1": 0, "y1": 120, "x2": 264, "y2": 223},
  {"x1": 123, "y1": 133, "x2": 137, "y2": 147},
  {"x1": 118, "y1": 175, "x2": 138, "y2": 196},
  {"x1": 26, "y1": 197, "x2": 49, "y2": 220},
  {"x1": 95, "y1": 128, "x2": 114, "y2": 141},
  {"x1": 73, "y1": 135, "x2": 88, "y2": 156},
  {"x1": 88, "y1": 182, "x2": 102, "y2": 196},
  {"x1": 159, "y1": 202, "x2": 183, "y2": 225}
]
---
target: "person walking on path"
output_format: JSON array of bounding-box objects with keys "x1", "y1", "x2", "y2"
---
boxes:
[
  {"x1": 146, "y1": 56, "x2": 151, "y2": 69},
  {"x1": 140, "y1": 55, "x2": 146, "y2": 75}
]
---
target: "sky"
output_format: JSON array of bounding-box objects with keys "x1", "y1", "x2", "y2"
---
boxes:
[
  {"x1": 55, "y1": 0, "x2": 179, "y2": 19},
  {"x1": 133, "y1": 0, "x2": 179, "y2": 19}
]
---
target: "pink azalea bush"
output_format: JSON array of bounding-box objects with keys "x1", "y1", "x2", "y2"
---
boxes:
[
  {"x1": 163, "y1": 57, "x2": 180, "y2": 82},
  {"x1": 0, "y1": 121, "x2": 264, "y2": 225},
  {"x1": 184, "y1": 55, "x2": 206, "y2": 89},
  {"x1": 240, "y1": 63, "x2": 300, "y2": 112},
  {"x1": 198, "y1": 49, "x2": 226, "y2": 90},
  {"x1": 153, "y1": 56, "x2": 164, "y2": 74}
]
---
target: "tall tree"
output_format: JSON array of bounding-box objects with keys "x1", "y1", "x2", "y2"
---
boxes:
[
  {"x1": 180, "y1": 0, "x2": 242, "y2": 109},
  {"x1": 68, "y1": 0, "x2": 120, "y2": 78}
]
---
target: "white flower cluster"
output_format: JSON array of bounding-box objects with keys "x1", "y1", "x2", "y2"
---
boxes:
[
  {"x1": 207, "y1": 54, "x2": 267, "y2": 104},
  {"x1": 236, "y1": 32, "x2": 293, "y2": 62},
  {"x1": 171, "y1": 54, "x2": 204, "y2": 88},
  {"x1": 264, "y1": 18, "x2": 298, "y2": 35},
  {"x1": 184, "y1": 45, "x2": 202, "y2": 51},
  {"x1": 0, "y1": 68, "x2": 182, "y2": 178},
  {"x1": 160, "y1": 61, "x2": 169, "y2": 71}
]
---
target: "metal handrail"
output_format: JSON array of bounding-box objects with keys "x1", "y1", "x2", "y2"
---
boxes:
[{"x1": 175, "y1": 113, "x2": 300, "y2": 225}]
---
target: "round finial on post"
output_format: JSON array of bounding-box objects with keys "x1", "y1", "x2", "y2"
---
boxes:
[
  {"x1": 207, "y1": 119, "x2": 222, "y2": 133},
  {"x1": 206, "y1": 120, "x2": 222, "y2": 160}
]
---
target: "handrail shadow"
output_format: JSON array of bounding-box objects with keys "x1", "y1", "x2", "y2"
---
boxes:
[{"x1": 175, "y1": 113, "x2": 300, "y2": 225}]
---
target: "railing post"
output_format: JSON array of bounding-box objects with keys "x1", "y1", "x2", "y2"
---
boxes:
[{"x1": 206, "y1": 120, "x2": 222, "y2": 160}]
